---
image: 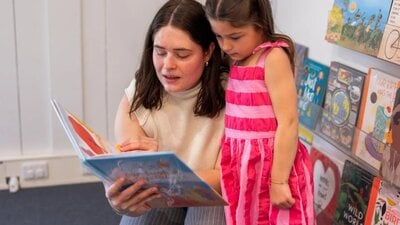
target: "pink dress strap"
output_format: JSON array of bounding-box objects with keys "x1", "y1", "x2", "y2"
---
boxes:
[
  {"x1": 254, "y1": 41, "x2": 289, "y2": 67},
  {"x1": 252, "y1": 40, "x2": 289, "y2": 54}
]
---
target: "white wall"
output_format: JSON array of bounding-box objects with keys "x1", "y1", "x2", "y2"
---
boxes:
[
  {"x1": 274, "y1": 0, "x2": 400, "y2": 78},
  {"x1": 0, "y1": 0, "x2": 165, "y2": 189},
  {"x1": 0, "y1": 0, "x2": 165, "y2": 160}
]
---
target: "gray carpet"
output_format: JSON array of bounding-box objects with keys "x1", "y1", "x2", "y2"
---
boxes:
[{"x1": 0, "y1": 182, "x2": 121, "y2": 225}]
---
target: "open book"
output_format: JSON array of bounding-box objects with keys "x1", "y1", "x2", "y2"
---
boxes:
[{"x1": 51, "y1": 99, "x2": 227, "y2": 208}]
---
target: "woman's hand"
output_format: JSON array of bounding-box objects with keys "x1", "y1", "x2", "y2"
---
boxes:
[
  {"x1": 117, "y1": 136, "x2": 158, "y2": 152},
  {"x1": 270, "y1": 183, "x2": 295, "y2": 209},
  {"x1": 105, "y1": 178, "x2": 161, "y2": 217}
]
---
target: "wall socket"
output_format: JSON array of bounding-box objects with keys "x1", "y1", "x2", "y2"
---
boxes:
[{"x1": 21, "y1": 161, "x2": 49, "y2": 180}]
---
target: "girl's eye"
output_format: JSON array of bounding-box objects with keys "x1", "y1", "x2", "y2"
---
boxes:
[{"x1": 231, "y1": 36, "x2": 240, "y2": 40}]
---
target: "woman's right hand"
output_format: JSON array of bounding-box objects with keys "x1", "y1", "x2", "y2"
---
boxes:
[{"x1": 105, "y1": 177, "x2": 161, "y2": 217}]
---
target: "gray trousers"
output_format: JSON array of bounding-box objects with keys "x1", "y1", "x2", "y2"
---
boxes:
[{"x1": 119, "y1": 206, "x2": 226, "y2": 225}]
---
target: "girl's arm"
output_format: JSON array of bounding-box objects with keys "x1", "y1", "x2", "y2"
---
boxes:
[
  {"x1": 264, "y1": 47, "x2": 298, "y2": 207},
  {"x1": 114, "y1": 95, "x2": 157, "y2": 151}
]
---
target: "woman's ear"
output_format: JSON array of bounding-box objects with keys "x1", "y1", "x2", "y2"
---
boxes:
[{"x1": 205, "y1": 42, "x2": 216, "y2": 62}]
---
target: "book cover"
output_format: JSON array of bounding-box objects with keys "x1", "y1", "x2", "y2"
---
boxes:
[
  {"x1": 297, "y1": 58, "x2": 329, "y2": 130},
  {"x1": 51, "y1": 99, "x2": 227, "y2": 208},
  {"x1": 326, "y1": 0, "x2": 392, "y2": 57},
  {"x1": 380, "y1": 86, "x2": 400, "y2": 188},
  {"x1": 333, "y1": 160, "x2": 375, "y2": 225},
  {"x1": 353, "y1": 68, "x2": 400, "y2": 170},
  {"x1": 310, "y1": 147, "x2": 342, "y2": 225},
  {"x1": 364, "y1": 177, "x2": 400, "y2": 225},
  {"x1": 294, "y1": 42, "x2": 308, "y2": 80},
  {"x1": 319, "y1": 62, "x2": 366, "y2": 151},
  {"x1": 377, "y1": 1, "x2": 400, "y2": 65}
]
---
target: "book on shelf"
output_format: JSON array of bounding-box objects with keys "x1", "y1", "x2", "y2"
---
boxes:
[
  {"x1": 310, "y1": 147, "x2": 342, "y2": 225},
  {"x1": 325, "y1": 0, "x2": 392, "y2": 57},
  {"x1": 353, "y1": 68, "x2": 400, "y2": 171},
  {"x1": 377, "y1": 0, "x2": 400, "y2": 65},
  {"x1": 294, "y1": 42, "x2": 308, "y2": 80},
  {"x1": 51, "y1": 99, "x2": 227, "y2": 208},
  {"x1": 380, "y1": 86, "x2": 400, "y2": 188},
  {"x1": 364, "y1": 177, "x2": 400, "y2": 225},
  {"x1": 318, "y1": 61, "x2": 366, "y2": 151},
  {"x1": 333, "y1": 160, "x2": 375, "y2": 225},
  {"x1": 296, "y1": 58, "x2": 329, "y2": 130}
]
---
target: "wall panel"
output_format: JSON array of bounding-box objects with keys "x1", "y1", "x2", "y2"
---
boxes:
[{"x1": 0, "y1": 0, "x2": 22, "y2": 157}]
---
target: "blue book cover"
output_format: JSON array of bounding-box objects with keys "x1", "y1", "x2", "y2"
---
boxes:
[
  {"x1": 319, "y1": 62, "x2": 366, "y2": 151},
  {"x1": 51, "y1": 99, "x2": 227, "y2": 208},
  {"x1": 297, "y1": 58, "x2": 329, "y2": 130}
]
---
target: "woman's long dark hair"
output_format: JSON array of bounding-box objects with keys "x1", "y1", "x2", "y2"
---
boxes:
[
  {"x1": 130, "y1": 0, "x2": 225, "y2": 118},
  {"x1": 205, "y1": 0, "x2": 295, "y2": 72}
]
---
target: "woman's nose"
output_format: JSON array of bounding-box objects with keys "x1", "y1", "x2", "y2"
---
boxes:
[{"x1": 163, "y1": 54, "x2": 177, "y2": 70}]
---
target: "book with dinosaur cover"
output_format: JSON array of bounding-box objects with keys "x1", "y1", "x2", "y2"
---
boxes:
[{"x1": 51, "y1": 99, "x2": 227, "y2": 208}]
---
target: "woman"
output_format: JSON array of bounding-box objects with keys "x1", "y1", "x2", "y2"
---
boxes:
[{"x1": 104, "y1": 0, "x2": 226, "y2": 224}]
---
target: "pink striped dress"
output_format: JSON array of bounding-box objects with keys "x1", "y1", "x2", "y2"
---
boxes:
[{"x1": 221, "y1": 41, "x2": 315, "y2": 225}]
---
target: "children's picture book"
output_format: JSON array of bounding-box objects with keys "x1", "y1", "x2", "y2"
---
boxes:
[
  {"x1": 310, "y1": 147, "x2": 342, "y2": 225},
  {"x1": 377, "y1": 1, "x2": 400, "y2": 65},
  {"x1": 353, "y1": 68, "x2": 400, "y2": 171},
  {"x1": 326, "y1": 0, "x2": 392, "y2": 57},
  {"x1": 51, "y1": 99, "x2": 227, "y2": 208},
  {"x1": 333, "y1": 160, "x2": 375, "y2": 225},
  {"x1": 294, "y1": 42, "x2": 308, "y2": 80},
  {"x1": 319, "y1": 62, "x2": 366, "y2": 151},
  {"x1": 364, "y1": 177, "x2": 400, "y2": 225},
  {"x1": 380, "y1": 86, "x2": 400, "y2": 188},
  {"x1": 296, "y1": 58, "x2": 329, "y2": 130}
]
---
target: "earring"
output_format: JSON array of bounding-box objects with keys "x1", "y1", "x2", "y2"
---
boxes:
[{"x1": 205, "y1": 61, "x2": 209, "y2": 67}]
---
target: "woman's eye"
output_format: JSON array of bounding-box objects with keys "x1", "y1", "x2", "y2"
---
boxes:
[
  {"x1": 155, "y1": 49, "x2": 167, "y2": 56},
  {"x1": 177, "y1": 54, "x2": 190, "y2": 59}
]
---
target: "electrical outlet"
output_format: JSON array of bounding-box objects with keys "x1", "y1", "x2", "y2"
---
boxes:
[{"x1": 21, "y1": 161, "x2": 49, "y2": 180}]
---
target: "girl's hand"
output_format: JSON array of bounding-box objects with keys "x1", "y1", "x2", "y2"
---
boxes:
[
  {"x1": 104, "y1": 178, "x2": 161, "y2": 217},
  {"x1": 270, "y1": 183, "x2": 295, "y2": 209},
  {"x1": 117, "y1": 136, "x2": 158, "y2": 152}
]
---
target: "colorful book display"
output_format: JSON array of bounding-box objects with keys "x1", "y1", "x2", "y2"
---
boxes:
[
  {"x1": 310, "y1": 147, "x2": 342, "y2": 225},
  {"x1": 319, "y1": 62, "x2": 366, "y2": 151},
  {"x1": 326, "y1": 0, "x2": 392, "y2": 57},
  {"x1": 380, "y1": 87, "x2": 400, "y2": 188},
  {"x1": 364, "y1": 177, "x2": 400, "y2": 225},
  {"x1": 333, "y1": 160, "x2": 375, "y2": 225},
  {"x1": 297, "y1": 58, "x2": 329, "y2": 130},
  {"x1": 353, "y1": 68, "x2": 400, "y2": 170}
]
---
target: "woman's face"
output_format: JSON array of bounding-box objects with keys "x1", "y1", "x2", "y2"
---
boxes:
[{"x1": 153, "y1": 25, "x2": 213, "y2": 93}]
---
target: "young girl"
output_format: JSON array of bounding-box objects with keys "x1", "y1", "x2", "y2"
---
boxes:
[{"x1": 205, "y1": 0, "x2": 315, "y2": 224}]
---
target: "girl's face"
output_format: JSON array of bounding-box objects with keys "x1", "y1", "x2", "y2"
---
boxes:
[
  {"x1": 153, "y1": 25, "x2": 213, "y2": 93},
  {"x1": 209, "y1": 19, "x2": 264, "y2": 62}
]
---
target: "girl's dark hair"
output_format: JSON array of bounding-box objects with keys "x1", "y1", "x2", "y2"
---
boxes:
[
  {"x1": 205, "y1": 0, "x2": 295, "y2": 72},
  {"x1": 130, "y1": 0, "x2": 225, "y2": 118}
]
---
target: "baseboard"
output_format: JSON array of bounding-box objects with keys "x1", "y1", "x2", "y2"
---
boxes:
[{"x1": 0, "y1": 154, "x2": 99, "y2": 191}]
